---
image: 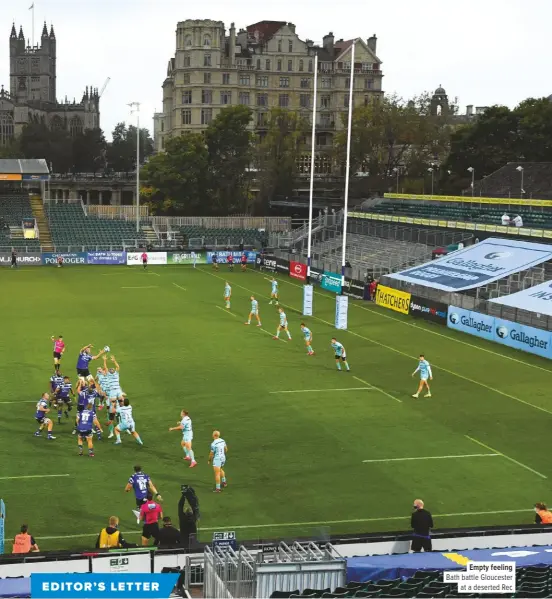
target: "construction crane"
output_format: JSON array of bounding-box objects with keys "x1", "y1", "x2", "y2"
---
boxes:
[{"x1": 98, "y1": 77, "x2": 111, "y2": 98}]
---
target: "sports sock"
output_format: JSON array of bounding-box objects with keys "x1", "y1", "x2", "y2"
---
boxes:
[
  {"x1": 189, "y1": 449, "x2": 195, "y2": 462},
  {"x1": 287, "y1": 331, "x2": 291, "y2": 339},
  {"x1": 222, "y1": 477, "x2": 226, "y2": 483},
  {"x1": 135, "y1": 435, "x2": 143, "y2": 445},
  {"x1": 216, "y1": 483, "x2": 221, "y2": 490},
  {"x1": 336, "y1": 363, "x2": 341, "y2": 370},
  {"x1": 184, "y1": 447, "x2": 189, "y2": 457},
  {"x1": 115, "y1": 432, "x2": 121, "y2": 442}
]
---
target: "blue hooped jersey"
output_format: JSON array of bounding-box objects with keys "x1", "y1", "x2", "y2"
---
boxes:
[
  {"x1": 57, "y1": 381, "x2": 72, "y2": 398},
  {"x1": 50, "y1": 374, "x2": 64, "y2": 392},
  {"x1": 77, "y1": 409, "x2": 95, "y2": 431},
  {"x1": 76, "y1": 352, "x2": 92, "y2": 370},
  {"x1": 35, "y1": 399, "x2": 48, "y2": 420},
  {"x1": 129, "y1": 472, "x2": 150, "y2": 500}
]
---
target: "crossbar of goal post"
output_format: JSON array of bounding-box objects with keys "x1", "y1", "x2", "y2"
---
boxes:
[{"x1": 0, "y1": 499, "x2": 5, "y2": 554}]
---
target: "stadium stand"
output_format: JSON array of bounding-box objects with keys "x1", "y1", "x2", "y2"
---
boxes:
[
  {"x1": 45, "y1": 201, "x2": 146, "y2": 249},
  {"x1": 0, "y1": 191, "x2": 41, "y2": 249},
  {"x1": 472, "y1": 162, "x2": 552, "y2": 199},
  {"x1": 181, "y1": 225, "x2": 267, "y2": 247}
]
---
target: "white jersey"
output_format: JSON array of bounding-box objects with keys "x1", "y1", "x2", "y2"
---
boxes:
[
  {"x1": 181, "y1": 415, "x2": 192, "y2": 434},
  {"x1": 117, "y1": 404, "x2": 134, "y2": 425},
  {"x1": 211, "y1": 438, "x2": 227, "y2": 460}
]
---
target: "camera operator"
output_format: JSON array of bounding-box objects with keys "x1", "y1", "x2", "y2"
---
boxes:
[{"x1": 178, "y1": 485, "x2": 199, "y2": 550}]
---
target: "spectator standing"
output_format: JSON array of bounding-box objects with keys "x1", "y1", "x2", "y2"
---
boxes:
[
  {"x1": 369, "y1": 279, "x2": 378, "y2": 301},
  {"x1": 96, "y1": 516, "x2": 132, "y2": 549},
  {"x1": 12, "y1": 524, "x2": 39, "y2": 553},
  {"x1": 154, "y1": 516, "x2": 182, "y2": 548},
  {"x1": 10, "y1": 250, "x2": 17, "y2": 269},
  {"x1": 411, "y1": 499, "x2": 433, "y2": 552},
  {"x1": 534, "y1": 502, "x2": 552, "y2": 524},
  {"x1": 513, "y1": 214, "x2": 523, "y2": 228},
  {"x1": 139, "y1": 492, "x2": 163, "y2": 546},
  {"x1": 501, "y1": 212, "x2": 511, "y2": 226}
]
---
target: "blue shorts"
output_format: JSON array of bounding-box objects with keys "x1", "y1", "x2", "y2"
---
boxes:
[
  {"x1": 213, "y1": 458, "x2": 226, "y2": 468},
  {"x1": 119, "y1": 420, "x2": 135, "y2": 432},
  {"x1": 183, "y1": 432, "x2": 193, "y2": 443},
  {"x1": 108, "y1": 388, "x2": 123, "y2": 400}
]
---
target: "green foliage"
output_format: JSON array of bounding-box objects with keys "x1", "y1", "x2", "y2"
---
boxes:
[
  {"x1": 19, "y1": 122, "x2": 73, "y2": 173},
  {"x1": 106, "y1": 122, "x2": 154, "y2": 174},
  {"x1": 72, "y1": 128, "x2": 107, "y2": 173}
]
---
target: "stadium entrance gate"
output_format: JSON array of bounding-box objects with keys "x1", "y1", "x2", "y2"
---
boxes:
[{"x1": 204, "y1": 542, "x2": 346, "y2": 598}]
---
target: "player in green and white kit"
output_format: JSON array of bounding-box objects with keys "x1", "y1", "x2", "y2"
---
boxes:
[
  {"x1": 269, "y1": 278, "x2": 279, "y2": 305},
  {"x1": 330, "y1": 338, "x2": 350, "y2": 371},
  {"x1": 274, "y1": 308, "x2": 292, "y2": 340},
  {"x1": 224, "y1": 282, "x2": 232, "y2": 310},
  {"x1": 208, "y1": 430, "x2": 228, "y2": 493},
  {"x1": 300, "y1": 323, "x2": 315, "y2": 355},
  {"x1": 245, "y1": 296, "x2": 261, "y2": 326}
]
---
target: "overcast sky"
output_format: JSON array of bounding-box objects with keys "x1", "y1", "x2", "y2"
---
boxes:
[{"x1": 0, "y1": 0, "x2": 550, "y2": 140}]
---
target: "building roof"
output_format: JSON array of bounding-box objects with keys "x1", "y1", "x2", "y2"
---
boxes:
[
  {"x1": 0, "y1": 159, "x2": 49, "y2": 175},
  {"x1": 246, "y1": 20, "x2": 286, "y2": 42}
]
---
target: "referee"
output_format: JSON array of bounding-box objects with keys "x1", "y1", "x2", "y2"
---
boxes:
[{"x1": 411, "y1": 498, "x2": 433, "y2": 552}]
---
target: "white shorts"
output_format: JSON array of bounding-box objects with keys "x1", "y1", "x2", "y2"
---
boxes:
[
  {"x1": 213, "y1": 458, "x2": 226, "y2": 468},
  {"x1": 108, "y1": 388, "x2": 123, "y2": 400},
  {"x1": 420, "y1": 376, "x2": 428, "y2": 382},
  {"x1": 183, "y1": 432, "x2": 193, "y2": 443},
  {"x1": 119, "y1": 420, "x2": 135, "y2": 432}
]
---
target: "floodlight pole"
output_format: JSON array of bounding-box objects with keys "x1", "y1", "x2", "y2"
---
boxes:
[
  {"x1": 306, "y1": 54, "x2": 318, "y2": 281},
  {"x1": 129, "y1": 102, "x2": 141, "y2": 234}
]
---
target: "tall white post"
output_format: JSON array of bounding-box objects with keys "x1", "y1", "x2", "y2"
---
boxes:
[
  {"x1": 340, "y1": 40, "x2": 355, "y2": 291},
  {"x1": 306, "y1": 54, "x2": 318, "y2": 280},
  {"x1": 30, "y1": 4, "x2": 34, "y2": 47},
  {"x1": 129, "y1": 102, "x2": 141, "y2": 233}
]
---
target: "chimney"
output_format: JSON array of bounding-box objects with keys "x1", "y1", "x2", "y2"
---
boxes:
[
  {"x1": 229, "y1": 22, "x2": 236, "y2": 66},
  {"x1": 466, "y1": 104, "x2": 473, "y2": 117},
  {"x1": 323, "y1": 32, "x2": 334, "y2": 54},
  {"x1": 288, "y1": 22, "x2": 296, "y2": 33},
  {"x1": 367, "y1": 34, "x2": 377, "y2": 53}
]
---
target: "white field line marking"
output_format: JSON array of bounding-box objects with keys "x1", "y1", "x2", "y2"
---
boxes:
[
  {"x1": 261, "y1": 328, "x2": 287, "y2": 342},
  {"x1": 354, "y1": 375, "x2": 402, "y2": 403},
  {"x1": 466, "y1": 435, "x2": 547, "y2": 479},
  {"x1": 0, "y1": 400, "x2": 37, "y2": 404},
  {"x1": 148, "y1": 272, "x2": 161, "y2": 277},
  {"x1": 0, "y1": 473, "x2": 70, "y2": 481},
  {"x1": 260, "y1": 269, "x2": 552, "y2": 376},
  {"x1": 172, "y1": 283, "x2": 187, "y2": 291},
  {"x1": 101, "y1": 273, "x2": 122, "y2": 276},
  {"x1": 362, "y1": 454, "x2": 499, "y2": 464},
  {"x1": 215, "y1": 305, "x2": 237, "y2": 317},
  {"x1": 9, "y1": 509, "x2": 532, "y2": 543},
  {"x1": 203, "y1": 268, "x2": 548, "y2": 413},
  {"x1": 271, "y1": 387, "x2": 375, "y2": 394},
  {"x1": 120, "y1": 286, "x2": 158, "y2": 289}
]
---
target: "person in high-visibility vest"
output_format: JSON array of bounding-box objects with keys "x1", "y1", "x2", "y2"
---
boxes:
[
  {"x1": 535, "y1": 503, "x2": 552, "y2": 524},
  {"x1": 12, "y1": 525, "x2": 39, "y2": 553},
  {"x1": 96, "y1": 516, "x2": 130, "y2": 549}
]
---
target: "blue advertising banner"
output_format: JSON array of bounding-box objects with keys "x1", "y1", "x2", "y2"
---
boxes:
[
  {"x1": 87, "y1": 251, "x2": 126, "y2": 265},
  {"x1": 31, "y1": 574, "x2": 179, "y2": 599},
  {"x1": 42, "y1": 252, "x2": 87, "y2": 265},
  {"x1": 447, "y1": 306, "x2": 495, "y2": 342},
  {"x1": 22, "y1": 174, "x2": 49, "y2": 181},
  {"x1": 321, "y1": 271, "x2": 342, "y2": 293},
  {"x1": 494, "y1": 317, "x2": 551, "y2": 359},
  {"x1": 206, "y1": 251, "x2": 256, "y2": 264}
]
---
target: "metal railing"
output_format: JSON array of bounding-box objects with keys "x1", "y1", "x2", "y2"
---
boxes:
[{"x1": 204, "y1": 546, "x2": 255, "y2": 599}]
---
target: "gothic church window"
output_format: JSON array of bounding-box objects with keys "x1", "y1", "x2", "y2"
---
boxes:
[
  {"x1": 51, "y1": 115, "x2": 63, "y2": 130},
  {"x1": 69, "y1": 116, "x2": 83, "y2": 136},
  {"x1": 0, "y1": 112, "x2": 14, "y2": 146}
]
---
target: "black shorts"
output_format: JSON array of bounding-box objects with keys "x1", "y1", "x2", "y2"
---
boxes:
[
  {"x1": 53, "y1": 352, "x2": 62, "y2": 359},
  {"x1": 335, "y1": 355, "x2": 346, "y2": 361},
  {"x1": 411, "y1": 536, "x2": 432, "y2": 552},
  {"x1": 77, "y1": 368, "x2": 90, "y2": 378},
  {"x1": 61, "y1": 397, "x2": 72, "y2": 406},
  {"x1": 109, "y1": 412, "x2": 116, "y2": 421},
  {"x1": 36, "y1": 417, "x2": 45, "y2": 424},
  {"x1": 143, "y1": 259, "x2": 147, "y2": 264},
  {"x1": 78, "y1": 429, "x2": 93, "y2": 440},
  {"x1": 136, "y1": 497, "x2": 147, "y2": 508},
  {"x1": 77, "y1": 404, "x2": 85, "y2": 413},
  {"x1": 142, "y1": 522, "x2": 159, "y2": 539}
]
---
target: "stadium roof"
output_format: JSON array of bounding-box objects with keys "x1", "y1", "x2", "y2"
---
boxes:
[{"x1": 0, "y1": 159, "x2": 49, "y2": 175}]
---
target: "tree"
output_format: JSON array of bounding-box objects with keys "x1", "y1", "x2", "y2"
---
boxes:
[
  {"x1": 107, "y1": 122, "x2": 154, "y2": 174},
  {"x1": 0, "y1": 138, "x2": 22, "y2": 159},
  {"x1": 19, "y1": 122, "x2": 73, "y2": 173},
  {"x1": 72, "y1": 128, "x2": 107, "y2": 173},
  {"x1": 205, "y1": 105, "x2": 253, "y2": 215},
  {"x1": 255, "y1": 109, "x2": 309, "y2": 213},
  {"x1": 141, "y1": 133, "x2": 209, "y2": 215}
]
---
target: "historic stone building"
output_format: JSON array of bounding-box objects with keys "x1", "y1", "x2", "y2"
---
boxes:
[
  {"x1": 0, "y1": 22, "x2": 100, "y2": 146},
  {"x1": 153, "y1": 19, "x2": 384, "y2": 169}
]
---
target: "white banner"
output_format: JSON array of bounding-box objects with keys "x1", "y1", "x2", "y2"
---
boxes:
[
  {"x1": 489, "y1": 280, "x2": 552, "y2": 316},
  {"x1": 335, "y1": 295, "x2": 348, "y2": 330},
  {"x1": 303, "y1": 284, "x2": 313, "y2": 316},
  {"x1": 126, "y1": 252, "x2": 167, "y2": 266},
  {"x1": 388, "y1": 238, "x2": 552, "y2": 292}
]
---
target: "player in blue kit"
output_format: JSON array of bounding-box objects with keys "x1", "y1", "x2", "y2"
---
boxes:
[
  {"x1": 245, "y1": 296, "x2": 262, "y2": 327},
  {"x1": 269, "y1": 278, "x2": 279, "y2": 305},
  {"x1": 34, "y1": 393, "x2": 56, "y2": 440},
  {"x1": 50, "y1": 372, "x2": 64, "y2": 394},
  {"x1": 330, "y1": 338, "x2": 350, "y2": 371},
  {"x1": 412, "y1": 354, "x2": 433, "y2": 398},
  {"x1": 125, "y1": 465, "x2": 162, "y2": 522},
  {"x1": 212, "y1": 253, "x2": 219, "y2": 271},
  {"x1": 274, "y1": 308, "x2": 292, "y2": 340},
  {"x1": 300, "y1": 324, "x2": 315, "y2": 355},
  {"x1": 76, "y1": 403, "x2": 102, "y2": 457},
  {"x1": 54, "y1": 376, "x2": 74, "y2": 423},
  {"x1": 169, "y1": 410, "x2": 197, "y2": 468},
  {"x1": 224, "y1": 282, "x2": 232, "y2": 310},
  {"x1": 76, "y1": 344, "x2": 106, "y2": 383},
  {"x1": 208, "y1": 430, "x2": 228, "y2": 493}
]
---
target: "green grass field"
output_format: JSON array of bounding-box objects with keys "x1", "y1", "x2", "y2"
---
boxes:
[{"x1": 1, "y1": 263, "x2": 552, "y2": 552}]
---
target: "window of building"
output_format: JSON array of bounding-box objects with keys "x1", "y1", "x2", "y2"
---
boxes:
[
  {"x1": 256, "y1": 59, "x2": 261, "y2": 69},
  {"x1": 239, "y1": 92, "x2": 250, "y2": 105},
  {"x1": 320, "y1": 62, "x2": 332, "y2": 72},
  {"x1": 300, "y1": 78, "x2": 310, "y2": 89},
  {"x1": 320, "y1": 95, "x2": 331, "y2": 109},
  {"x1": 161, "y1": 137, "x2": 165, "y2": 149},
  {"x1": 204, "y1": 72, "x2": 211, "y2": 84},
  {"x1": 364, "y1": 95, "x2": 370, "y2": 106},
  {"x1": 0, "y1": 111, "x2": 14, "y2": 147},
  {"x1": 181, "y1": 109, "x2": 192, "y2": 125},
  {"x1": 266, "y1": 59, "x2": 271, "y2": 70},
  {"x1": 343, "y1": 61, "x2": 351, "y2": 71},
  {"x1": 288, "y1": 40, "x2": 293, "y2": 53},
  {"x1": 361, "y1": 62, "x2": 372, "y2": 72},
  {"x1": 161, "y1": 121, "x2": 164, "y2": 132},
  {"x1": 321, "y1": 77, "x2": 332, "y2": 88},
  {"x1": 31, "y1": 76, "x2": 40, "y2": 83},
  {"x1": 288, "y1": 60, "x2": 293, "y2": 72},
  {"x1": 185, "y1": 35, "x2": 192, "y2": 47},
  {"x1": 203, "y1": 34, "x2": 211, "y2": 47},
  {"x1": 202, "y1": 89, "x2": 212, "y2": 104},
  {"x1": 222, "y1": 73, "x2": 230, "y2": 85},
  {"x1": 257, "y1": 93, "x2": 268, "y2": 106},
  {"x1": 69, "y1": 116, "x2": 83, "y2": 137},
  {"x1": 257, "y1": 112, "x2": 269, "y2": 127},
  {"x1": 343, "y1": 94, "x2": 349, "y2": 107},
  {"x1": 256, "y1": 76, "x2": 268, "y2": 87},
  {"x1": 277, "y1": 60, "x2": 282, "y2": 71},
  {"x1": 220, "y1": 91, "x2": 232, "y2": 105},
  {"x1": 184, "y1": 54, "x2": 191, "y2": 67},
  {"x1": 299, "y1": 59, "x2": 304, "y2": 72},
  {"x1": 201, "y1": 108, "x2": 213, "y2": 125},
  {"x1": 237, "y1": 58, "x2": 246, "y2": 67},
  {"x1": 300, "y1": 94, "x2": 310, "y2": 108},
  {"x1": 239, "y1": 74, "x2": 251, "y2": 85},
  {"x1": 308, "y1": 60, "x2": 313, "y2": 72},
  {"x1": 320, "y1": 115, "x2": 332, "y2": 128},
  {"x1": 183, "y1": 73, "x2": 190, "y2": 84},
  {"x1": 204, "y1": 54, "x2": 211, "y2": 67},
  {"x1": 182, "y1": 90, "x2": 192, "y2": 104},
  {"x1": 345, "y1": 77, "x2": 350, "y2": 88},
  {"x1": 278, "y1": 39, "x2": 282, "y2": 52},
  {"x1": 279, "y1": 94, "x2": 289, "y2": 108},
  {"x1": 279, "y1": 77, "x2": 290, "y2": 88},
  {"x1": 364, "y1": 78, "x2": 373, "y2": 90}
]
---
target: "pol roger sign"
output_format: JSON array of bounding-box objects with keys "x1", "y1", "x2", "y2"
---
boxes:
[{"x1": 389, "y1": 238, "x2": 552, "y2": 292}]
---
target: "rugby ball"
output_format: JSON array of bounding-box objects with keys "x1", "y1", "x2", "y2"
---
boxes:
[{"x1": 103, "y1": 345, "x2": 111, "y2": 352}]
